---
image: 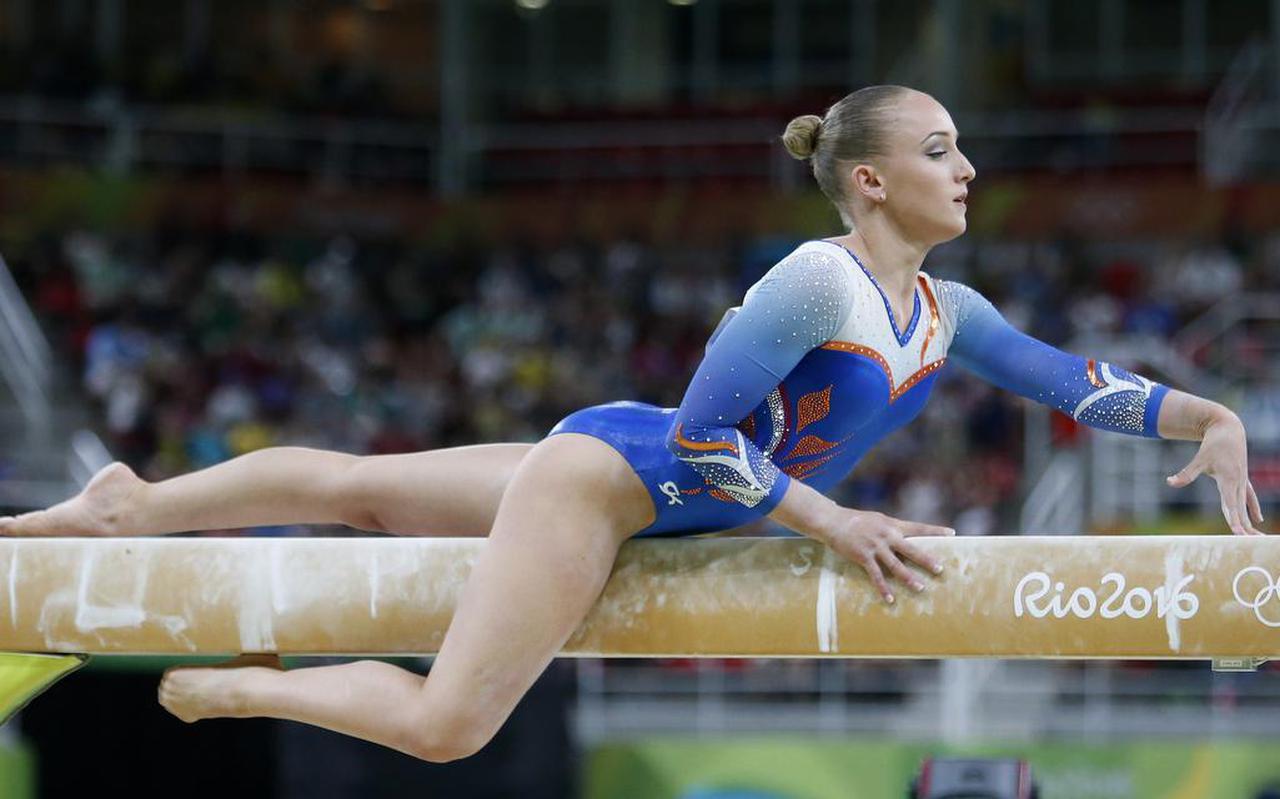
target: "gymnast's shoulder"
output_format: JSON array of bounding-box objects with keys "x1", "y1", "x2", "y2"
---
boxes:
[
  {"x1": 926, "y1": 274, "x2": 1005, "y2": 336},
  {"x1": 740, "y1": 240, "x2": 858, "y2": 307}
]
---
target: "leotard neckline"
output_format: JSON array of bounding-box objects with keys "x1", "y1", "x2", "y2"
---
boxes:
[{"x1": 817, "y1": 240, "x2": 922, "y2": 347}]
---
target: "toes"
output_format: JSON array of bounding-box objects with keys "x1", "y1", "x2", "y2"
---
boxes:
[
  {"x1": 157, "y1": 672, "x2": 202, "y2": 724},
  {"x1": 3, "y1": 510, "x2": 59, "y2": 538},
  {"x1": 0, "y1": 512, "x2": 36, "y2": 537},
  {"x1": 1, "y1": 499, "x2": 107, "y2": 538}
]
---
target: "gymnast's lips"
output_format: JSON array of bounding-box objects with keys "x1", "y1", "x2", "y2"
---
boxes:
[{"x1": 953, "y1": 192, "x2": 967, "y2": 205}]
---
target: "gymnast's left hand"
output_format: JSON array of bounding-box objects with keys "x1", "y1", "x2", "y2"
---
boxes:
[{"x1": 1166, "y1": 411, "x2": 1266, "y2": 536}]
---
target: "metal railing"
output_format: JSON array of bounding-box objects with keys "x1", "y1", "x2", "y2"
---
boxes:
[
  {"x1": 1174, "y1": 291, "x2": 1280, "y2": 380},
  {"x1": 0, "y1": 94, "x2": 1208, "y2": 191},
  {"x1": 0, "y1": 99, "x2": 438, "y2": 185},
  {"x1": 573, "y1": 658, "x2": 1280, "y2": 743}
]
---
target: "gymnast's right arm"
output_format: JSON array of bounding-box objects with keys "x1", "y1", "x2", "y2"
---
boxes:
[{"x1": 664, "y1": 249, "x2": 852, "y2": 512}]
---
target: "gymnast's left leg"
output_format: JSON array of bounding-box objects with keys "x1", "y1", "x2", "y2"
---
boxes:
[{"x1": 156, "y1": 433, "x2": 656, "y2": 761}]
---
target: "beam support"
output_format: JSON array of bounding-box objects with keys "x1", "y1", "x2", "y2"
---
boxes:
[{"x1": 0, "y1": 536, "x2": 1276, "y2": 660}]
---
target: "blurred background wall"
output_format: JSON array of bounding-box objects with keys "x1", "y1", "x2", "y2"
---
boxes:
[{"x1": 0, "y1": 1, "x2": 1277, "y2": 797}]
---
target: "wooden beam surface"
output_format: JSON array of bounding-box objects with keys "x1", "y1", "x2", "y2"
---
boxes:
[{"x1": 0, "y1": 536, "x2": 1276, "y2": 658}]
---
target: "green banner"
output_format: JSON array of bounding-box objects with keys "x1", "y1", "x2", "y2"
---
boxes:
[
  {"x1": 586, "y1": 738, "x2": 1280, "y2": 799},
  {"x1": 0, "y1": 654, "x2": 86, "y2": 727}
]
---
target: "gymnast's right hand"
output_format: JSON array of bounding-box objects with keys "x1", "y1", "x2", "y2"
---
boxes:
[
  {"x1": 767, "y1": 480, "x2": 953, "y2": 604},
  {"x1": 817, "y1": 507, "x2": 954, "y2": 605}
]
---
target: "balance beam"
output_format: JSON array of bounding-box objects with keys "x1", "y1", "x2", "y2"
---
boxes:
[{"x1": 0, "y1": 536, "x2": 1276, "y2": 661}]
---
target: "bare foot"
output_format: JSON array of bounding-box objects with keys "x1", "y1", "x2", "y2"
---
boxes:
[
  {"x1": 158, "y1": 654, "x2": 286, "y2": 723},
  {"x1": 0, "y1": 462, "x2": 147, "y2": 537}
]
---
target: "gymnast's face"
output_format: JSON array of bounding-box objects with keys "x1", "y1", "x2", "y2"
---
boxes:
[{"x1": 848, "y1": 91, "x2": 976, "y2": 245}]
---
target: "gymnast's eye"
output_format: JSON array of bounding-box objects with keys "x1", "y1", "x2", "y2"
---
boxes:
[{"x1": 927, "y1": 151, "x2": 946, "y2": 159}]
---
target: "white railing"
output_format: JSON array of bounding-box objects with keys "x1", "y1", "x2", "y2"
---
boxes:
[
  {"x1": 0, "y1": 253, "x2": 112, "y2": 509},
  {"x1": 1090, "y1": 433, "x2": 1169, "y2": 526},
  {"x1": 1203, "y1": 39, "x2": 1271, "y2": 185},
  {"x1": 1019, "y1": 449, "x2": 1084, "y2": 535},
  {"x1": 68, "y1": 429, "x2": 114, "y2": 489},
  {"x1": 0, "y1": 254, "x2": 52, "y2": 427}
]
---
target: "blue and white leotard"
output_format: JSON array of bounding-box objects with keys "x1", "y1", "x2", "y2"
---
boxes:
[{"x1": 548, "y1": 240, "x2": 1170, "y2": 537}]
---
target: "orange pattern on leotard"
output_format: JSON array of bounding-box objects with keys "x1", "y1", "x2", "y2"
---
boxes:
[
  {"x1": 818, "y1": 341, "x2": 948, "y2": 404},
  {"x1": 672, "y1": 422, "x2": 739, "y2": 455},
  {"x1": 782, "y1": 434, "x2": 841, "y2": 460},
  {"x1": 820, "y1": 341, "x2": 891, "y2": 377},
  {"x1": 738, "y1": 414, "x2": 756, "y2": 440},
  {"x1": 918, "y1": 275, "x2": 940, "y2": 369},
  {"x1": 795, "y1": 385, "x2": 832, "y2": 433},
  {"x1": 891, "y1": 358, "x2": 947, "y2": 401},
  {"x1": 784, "y1": 451, "x2": 840, "y2": 480},
  {"x1": 1086, "y1": 359, "x2": 1107, "y2": 388}
]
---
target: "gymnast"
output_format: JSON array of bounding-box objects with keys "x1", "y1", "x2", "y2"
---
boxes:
[{"x1": 0, "y1": 86, "x2": 1265, "y2": 762}]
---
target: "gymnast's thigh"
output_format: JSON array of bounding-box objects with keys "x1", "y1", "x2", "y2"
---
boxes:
[{"x1": 545, "y1": 401, "x2": 765, "y2": 538}]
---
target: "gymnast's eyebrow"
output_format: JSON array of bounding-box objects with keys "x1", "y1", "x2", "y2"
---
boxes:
[{"x1": 920, "y1": 130, "x2": 955, "y2": 144}]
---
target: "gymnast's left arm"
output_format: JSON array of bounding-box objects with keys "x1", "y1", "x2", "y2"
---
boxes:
[{"x1": 941, "y1": 279, "x2": 1265, "y2": 536}]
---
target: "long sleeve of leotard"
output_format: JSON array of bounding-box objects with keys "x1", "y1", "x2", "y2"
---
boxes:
[
  {"x1": 665, "y1": 248, "x2": 855, "y2": 511},
  {"x1": 940, "y1": 280, "x2": 1170, "y2": 438}
]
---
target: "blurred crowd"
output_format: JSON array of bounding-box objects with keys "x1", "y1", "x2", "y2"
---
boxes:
[{"x1": 7, "y1": 222, "x2": 1277, "y2": 536}]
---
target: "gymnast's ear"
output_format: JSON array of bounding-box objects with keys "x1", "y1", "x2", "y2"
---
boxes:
[{"x1": 848, "y1": 163, "x2": 886, "y2": 204}]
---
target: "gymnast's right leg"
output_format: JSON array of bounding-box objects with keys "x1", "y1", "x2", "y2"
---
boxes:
[{"x1": 0, "y1": 444, "x2": 533, "y2": 538}]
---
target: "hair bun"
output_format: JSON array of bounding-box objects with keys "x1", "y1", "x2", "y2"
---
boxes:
[{"x1": 781, "y1": 114, "x2": 823, "y2": 160}]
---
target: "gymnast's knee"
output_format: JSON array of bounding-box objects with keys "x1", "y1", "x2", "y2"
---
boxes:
[
  {"x1": 404, "y1": 717, "x2": 494, "y2": 763},
  {"x1": 401, "y1": 705, "x2": 498, "y2": 763},
  {"x1": 327, "y1": 458, "x2": 388, "y2": 532}
]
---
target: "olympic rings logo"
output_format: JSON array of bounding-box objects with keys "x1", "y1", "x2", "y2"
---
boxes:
[{"x1": 1232, "y1": 567, "x2": 1280, "y2": 628}]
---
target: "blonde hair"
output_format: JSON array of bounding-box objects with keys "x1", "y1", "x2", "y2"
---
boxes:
[{"x1": 781, "y1": 85, "x2": 912, "y2": 225}]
